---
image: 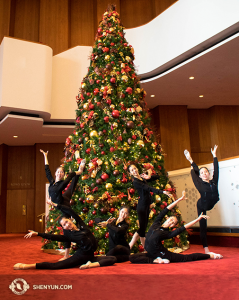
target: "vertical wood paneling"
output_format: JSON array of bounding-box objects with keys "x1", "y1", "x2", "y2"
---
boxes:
[
  {"x1": 6, "y1": 189, "x2": 34, "y2": 232},
  {"x1": 0, "y1": 144, "x2": 8, "y2": 233},
  {"x1": 14, "y1": 0, "x2": 40, "y2": 42},
  {"x1": 7, "y1": 146, "x2": 35, "y2": 190},
  {"x1": 39, "y1": 0, "x2": 69, "y2": 55},
  {"x1": 35, "y1": 143, "x2": 64, "y2": 232},
  {"x1": 120, "y1": 0, "x2": 155, "y2": 28},
  {"x1": 209, "y1": 106, "x2": 239, "y2": 160},
  {"x1": 158, "y1": 105, "x2": 191, "y2": 171},
  {"x1": 154, "y1": 0, "x2": 178, "y2": 16},
  {"x1": 150, "y1": 106, "x2": 161, "y2": 143},
  {"x1": 0, "y1": 0, "x2": 11, "y2": 43},
  {"x1": 70, "y1": 0, "x2": 95, "y2": 47}
]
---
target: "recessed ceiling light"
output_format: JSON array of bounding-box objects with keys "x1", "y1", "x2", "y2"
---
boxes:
[
  {"x1": 189, "y1": 77, "x2": 194, "y2": 80},
  {"x1": 13, "y1": 136, "x2": 18, "y2": 138},
  {"x1": 199, "y1": 95, "x2": 204, "y2": 98},
  {"x1": 150, "y1": 95, "x2": 155, "y2": 97}
]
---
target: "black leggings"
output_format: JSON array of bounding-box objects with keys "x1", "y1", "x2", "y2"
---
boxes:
[
  {"x1": 137, "y1": 205, "x2": 150, "y2": 237},
  {"x1": 106, "y1": 245, "x2": 130, "y2": 263},
  {"x1": 60, "y1": 175, "x2": 79, "y2": 217},
  {"x1": 36, "y1": 252, "x2": 116, "y2": 269},
  {"x1": 129, "y1": 252, "x2": 210, "y2": 264}
]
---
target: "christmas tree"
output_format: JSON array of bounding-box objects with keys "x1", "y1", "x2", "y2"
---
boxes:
[{"x1": 44, "y1": 5, "x2": 189, "y2": 254}]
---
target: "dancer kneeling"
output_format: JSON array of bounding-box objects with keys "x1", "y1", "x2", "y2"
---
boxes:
[
  {"x1": 129, "y1": 191, "x2": 223, "y2": 264},
  {"x1": 14, "y1": 204, "x2": 116, "y2": 270},
  {"x1": 98, "y1": 206, "x2": 131, "y2": 263}
]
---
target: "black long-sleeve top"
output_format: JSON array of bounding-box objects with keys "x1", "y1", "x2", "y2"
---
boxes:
[
  {"x1": 145, "y1": 207, "x2": 185, "y2": 257},
  {"x1": 38, "y1": 204, "x2": 97, "y2": 254},
  {"x1": 107, "y1": 219, "x2": 129, "y2": 250},
  {"x1": 45, "y1": 164, "x2": 76, "y2": 205},
  {"x1": 191, "y1": 158, "x2": 219, "y2": 207},
  {"x1": 132, "y1": 175, "x2": 164, "y2": 209}
]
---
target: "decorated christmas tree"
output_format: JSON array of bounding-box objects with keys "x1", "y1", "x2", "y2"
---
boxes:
[{"x1": 44, "y1": 5, "x2": 189, "y2": 254}]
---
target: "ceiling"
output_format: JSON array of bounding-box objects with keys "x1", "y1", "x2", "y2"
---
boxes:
[{"x1": 1, "y1": 32, "x2": 239, "y2": 146}]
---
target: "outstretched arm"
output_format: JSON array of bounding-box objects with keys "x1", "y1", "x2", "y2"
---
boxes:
[
  {"x1": 167, "y1": 191, "x2": 186, "y2": 211},
  {"x1": 40, "y1": 149, "x2": 49, "y2": 165},
  {"x1": 184, "y1": 213, "x2": 209, "y2": 229}
]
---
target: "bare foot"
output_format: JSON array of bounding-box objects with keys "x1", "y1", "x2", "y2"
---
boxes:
[
  {"x1": 209, "y1": 252, "x2": 223, "y2": 259},
  {"x1": 153, "y1": 257, "x2": 170, "y2": 264},
  {"x1": 80, "y1": 261, "x2": 91, "y2": 270},
  {"x1": 14, "y1": 263, "x2": 26, "y2": 270}
]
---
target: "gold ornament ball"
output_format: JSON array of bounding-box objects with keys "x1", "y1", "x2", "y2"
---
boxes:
[
  {"x1": 90, "y1": 130, "x2": 98, "y2": 137},
  {"x1": 155, "y1": 195, "x2": 161, "y2": 203},
  {"x1": 113, "y1": 122, "x2": 118, "y2": 128},
  {"x1": 106, "y1": 183, "x2": 113, "y2": 189},
  {"x1": 94, "y1": 203, "x2": 98, "y2": 208},
  {"x1": 87, "y1": 195, "x2": 94, "y2": 201},
  {"x1": 116, "y1": 179, "x2": 121, "y2": 184},
  {"x1": 123, "y1": 147, "x2": 128, "y2": 151},
  {"x1": 121, "y1": 75, "x2": 128, "y2": 82},
  {"x1": 110, "y1": 104, "x2": 115, "y2": 110},
  {"x1": 104, "y1": 161, "x2": 108, "y2": 165},
  {"x1": 105, "y1": 55, "x2": 110, "y2": 60},
  {"x1": 137, "y1": 140, "x2": 144, "y2": 147},
  {"x1": 83, "y1": 103, "x2": 89, "y2": 110},
  {"x1": 85, "y1": 137, "x2": 89, "y2": 141},
  {"x1": 81, "y1": 83, "x2": 86, "y2": 89}
]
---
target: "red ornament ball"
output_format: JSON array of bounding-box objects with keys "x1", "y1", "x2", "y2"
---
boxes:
[
  {"x1": 101, "y1": 173, "x2": 109, "y2": 181},
  {"x1": 105, "y1": 232, "x2": 109, "y2": 238},
  {"x1": 104, "y1": 116, "x2": 109, "y2": 123},
  {"x1": 88, "y1": 220, "x2": 94, "y2": 227},
  {"x1": 82, "y1": 207, "x2": 89, "y2": 213},
  {"x1": 112, "y1": 110, "x2": 120, "y2": 118}
]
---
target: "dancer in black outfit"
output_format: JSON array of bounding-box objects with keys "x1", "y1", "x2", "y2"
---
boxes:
[
  {"x1": 127, "y1": 165, "x2": 171, "y2": 249},
  {"x1": 98, "y1": 206, "x2": 131, "y2": 263},
  {"x1": 14, "y1": 204, "x2": 116, "y2": 270},
  {"x1": 184, "y1": 145, "x2": 220, "y2": 255},
  {"x1": 40, "y1": 149, "x2": 85, "y2": 208},
  {"x1": 129, "y1": 191, "x2": 223, "y2": 264}
]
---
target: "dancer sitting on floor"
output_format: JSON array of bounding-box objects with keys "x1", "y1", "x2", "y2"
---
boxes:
[
  {"x1": 129, "y1": 191, "x2": 223, "y2": 264},
  {"x1": 98, "y1": 206, "x2": 131, "y2": 263},
  {"x1": 14, "y1": 204, "x2": 116, "y2": 270},
  {"x1": 184, "y1": 145, "x2": 220, "y2": 255},
  {"x1": 127, "y1": 164, "x2": 171, "y2": 249},
  {"x1": 40, "y1": 149, "x2": 85, "y2": 209}
]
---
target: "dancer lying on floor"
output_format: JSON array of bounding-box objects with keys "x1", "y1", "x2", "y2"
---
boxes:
[
  {"x1": 14, "y1": 204, "x2": 116, "y2": 270},
  {"x1": 127, "y1": 164, "x2": 171, "y2": 249},
  {"x1": 40, "y1": 149, "x2": 85, "y2": 210},
  {"x1": 184, "y1": 145, "x2": 221, "y2": 255},
  {"x1": 98, "y1": 206, "x2": 131, "y2": 263},
  {"x1": 129, "y1": 191, "x2": 223, "y2": 264}
]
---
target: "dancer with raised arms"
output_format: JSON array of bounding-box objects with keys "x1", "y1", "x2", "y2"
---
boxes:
[
  {"x1": 184, "y1": 145, "x2": 220, "y2": 255},
  {"x1": 127, "y1": 164, "x2": 171, "y2": 249},
  {"x1": 14, "y1": 203, "x2": 116, "y2": 270},
  {"x1": 129, "y1": 191, "x2": 223, "y2": 264}
]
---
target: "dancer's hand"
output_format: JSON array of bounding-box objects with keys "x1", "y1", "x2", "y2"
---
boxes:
[
  {"x1": 184, "y1": 149, "x2": 193, "y2": 164},
  {"x1": 46, "y1": 196, "x2": 56, "y2": 207},
  {"x1": 59, "y1": 256, "x2": 71, "y2": 261},
  {"x1": 24, "y1": 230, "x2": 38, "y2": 239},
  {"x1": 98, "y1": 221, "x2": 107, "y2": 228},
  {"x1": 40, "y1": 149, "x2": 48, "y2": 156},
  {"x1": 163, "y1": 191, "x2": 172, "y2": 197},
  {"x1": 198, "y1": 213, "x2": 210, "y2": 221},
  {"x1": 141, "y1": 169, "x2": 152, "y2": 180},
  {"x1": 179, "y1": 191, "x2": 187, "y2": 202},
  {"x1": 211, "y1": 145, "x2": 218, "y2": 157},
  {"x1": 150, "y1": 203, "x2": 156, "y2": 209}
]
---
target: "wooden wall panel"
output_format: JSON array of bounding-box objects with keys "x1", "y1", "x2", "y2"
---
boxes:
[
  {"x1": 150, "y1": 106, "x2": 161, "y2": 143},
  {"x1": 209, "y1": 106, "x2": 239, "y2": 160},
  {"x1": 154, "y1": 0, "x2": 178, "y2": 16},
  {"x1": 120, "y1": 0, "x2": 155, "y2": 28},
  {"x1": 13, "y1": 0, "x2": 40, "y2": 42},
  {"x1": 6, "y1": 189, "x2": 34, "y2": 233},
  {"x1": 0, "y1": 0, "x2": 11, "y2": 43},
  {"x1": 39, "y1": 0, "x2": 69, "y2": 55},
  {"x1": 7, "y1": 146, "x2": 35, "y2": 190},
  {"x1": 0, "y1": 144, "x2": 8, "y2": 233},
  {"x1": 70, "y1": 0, "x2": 96, "y2": 47},
  {"x1": 158, "y1": 105, "x2": 191, "y2": 171},
  {"x1": 34, "y1": 143, "x2": 65, "y2": 231}
]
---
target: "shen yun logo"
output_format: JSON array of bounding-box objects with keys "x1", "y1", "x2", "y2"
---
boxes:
[{"x1": 9, "y1": 278, "x2": 30, "y2": 295}]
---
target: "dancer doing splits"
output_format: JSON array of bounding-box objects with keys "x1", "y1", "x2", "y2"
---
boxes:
[
  {"x1": 40, "y1": 149, "x2": 86, "y2": 209},
  {"x1": 184, "y1": 145, "x2": 220, "y2": 254},
  {"x1": 127, "y1": 165, "x2": 171, "y2": 249},
  {"x1": 98, "y1": 206, "x2": 131, "y2": 263},
  {"x1": 129, "y1": 191, "x2": 223, "y2": 264},
  {"x1": 14, "y1": 204, "x2": 116, "y2": 270}
]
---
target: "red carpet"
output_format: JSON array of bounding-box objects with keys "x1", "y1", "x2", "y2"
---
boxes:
[{"x1": 1, "y1": 234, "x2": 239, "y2": 300}]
